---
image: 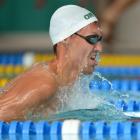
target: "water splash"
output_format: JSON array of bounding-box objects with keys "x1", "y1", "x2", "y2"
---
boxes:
[
  {"x1": 25, "y1": 72, "x2": 138, "y2": 122},
  {"x1": 55, "y1": 73, "x2": 105, "y2": 112},
  {"x1": 46, "y1": 72, "x2": 129, "y2": 122},
  {"x1": 95, "y1": 52, "x2": 101, "y2": 63}
]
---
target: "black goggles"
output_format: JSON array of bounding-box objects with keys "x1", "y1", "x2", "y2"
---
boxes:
[{"x1": 75, "y1": 33, "x2": 103, "y2": 45}]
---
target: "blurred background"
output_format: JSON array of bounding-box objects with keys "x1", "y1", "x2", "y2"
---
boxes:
[
  {"x1": 0, "y1": 0, "x2": 140, "y2": 53},
  {"x1": 0, "y1": 0, "x2": 140, "y2": 90}
]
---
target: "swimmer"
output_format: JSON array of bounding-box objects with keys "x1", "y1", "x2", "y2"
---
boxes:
[{"x1": 0, "y1": 5, "x2": 102, "y2": 122}]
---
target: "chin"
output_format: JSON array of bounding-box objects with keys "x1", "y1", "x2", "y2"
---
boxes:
[
  {"x1": 82, "y1": 67, "x2": 95, "y2": 75},
  {"x1": 83, "y1": 71, "x2": 93, "y2": 75}
]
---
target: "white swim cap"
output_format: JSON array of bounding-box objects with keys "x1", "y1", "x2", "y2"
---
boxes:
[{"x1": 49, "y1": 5, "x2": 98, "y2": 45}]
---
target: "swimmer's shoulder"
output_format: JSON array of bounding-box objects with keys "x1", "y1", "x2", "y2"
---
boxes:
[
  {"x1": 28, "y1": 62, "x2": 57, "y2": 79},
  {"x1": 24, "y1": 62, "x2": 49, "y2": 73},
  {"x1": 31, "y1": 62, "x2": 48, "y2": 69}
]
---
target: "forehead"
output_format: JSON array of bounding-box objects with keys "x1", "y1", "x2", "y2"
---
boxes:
[{"x1": 78, "y1": 22, "x2": 102, "y2": 35}]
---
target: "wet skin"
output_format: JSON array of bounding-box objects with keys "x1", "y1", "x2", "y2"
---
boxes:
[{"x1": 0, "y1": 22, "x2": 102, "y2": 122}]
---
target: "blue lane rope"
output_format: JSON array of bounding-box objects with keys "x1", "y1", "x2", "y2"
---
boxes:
[
  {"x1": 96, "y1": 67, "x2": 140, "y2": 76},
  {"x1": 0, "y1": 120, "x2": 140, "y2": 136},
  {"x1": 89, "y1": 80, "x2": 140, "y2": 91}
]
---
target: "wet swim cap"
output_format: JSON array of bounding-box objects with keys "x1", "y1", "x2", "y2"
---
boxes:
[{"x1": 49, "y1": 5, "x2": 98, "y2": 45}]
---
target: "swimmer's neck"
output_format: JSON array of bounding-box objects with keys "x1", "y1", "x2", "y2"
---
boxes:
[{"x1": 48, "y1": 58, "x2": 80, "y2": 86}]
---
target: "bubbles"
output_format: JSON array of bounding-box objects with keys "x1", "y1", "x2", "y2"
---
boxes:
[{"x1": 95, "y1": 52, "x2": 101, "y2": 63}]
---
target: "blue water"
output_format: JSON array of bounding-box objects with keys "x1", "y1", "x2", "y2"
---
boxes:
[{"x1": 47, "y1": 108, "x2": 127, "y2": 122}]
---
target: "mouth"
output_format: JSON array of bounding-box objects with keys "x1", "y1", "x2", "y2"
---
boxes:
[
  {"x1": 89, "y1": 52, "x2": 98, "y2": 65},
  {"x1": 90, "y1": 52, "x2": 97, "y2": 60},
  {"x1": 90, "y1": 54, "x2": 96, "y2": 60}
]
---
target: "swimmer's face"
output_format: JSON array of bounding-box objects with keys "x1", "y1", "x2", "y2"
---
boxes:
[{"x1": 68, "y1": 22, "x2": 103, "y2": 74}]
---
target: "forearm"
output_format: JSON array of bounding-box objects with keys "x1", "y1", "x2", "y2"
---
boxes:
[
  {"x1": 0, "y1": 84, "x2": 57, "y2": 122},
  {"x1": 0, "y1": 102, "x2": 25, "y2": 122}
]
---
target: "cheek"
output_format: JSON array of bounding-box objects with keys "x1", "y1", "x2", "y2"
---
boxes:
[
  {"x1": 81, "y1": 47, "x2": 91, "y2": 60},
  {"x1": 79, "y1": 49, "x2": 91, "y2": 69},
  {"x1": 70, "y1": 40, "x2": 91, "y2": 64},
  {"x1": 79, "y1": 48, "x2": 89, "y2": 62},
  {"x1": 71, "y1": 45, "x2": 86, "y2": 59}
]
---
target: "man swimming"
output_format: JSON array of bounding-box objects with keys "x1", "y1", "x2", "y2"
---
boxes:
[{"x1": 0, "y1": 5, "x2": 102, "y2": 122}]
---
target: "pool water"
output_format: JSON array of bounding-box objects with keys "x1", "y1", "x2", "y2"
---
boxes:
[{"x1": 46, "y1": 108, "x2": 128, "y2": 122}]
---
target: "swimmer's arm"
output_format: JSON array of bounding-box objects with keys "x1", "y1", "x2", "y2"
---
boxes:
[{"x1": 0, "y1": 71, "x2": 58, "y2": 122}]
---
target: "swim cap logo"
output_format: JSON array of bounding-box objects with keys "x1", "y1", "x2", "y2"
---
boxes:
[{"x1": 84, "y1": 12, "x2": 94, "y2": 20}]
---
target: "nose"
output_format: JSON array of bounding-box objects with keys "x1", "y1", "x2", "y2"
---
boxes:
[{"x1": 94, "y1": 42, "x2": 103, "y2": 52}]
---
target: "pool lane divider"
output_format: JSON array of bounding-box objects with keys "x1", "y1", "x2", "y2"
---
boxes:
[
  {"x1": 114, "y1": 100, "x2": 140, "y2": 112},
  {"x1": 1, "y1": 53, "x2": 140, "y2": 66},
  {"x1": 89, "y1": 80, "x2": 140, "y2": 91},
  {"x1": 62, "y1": 120, "x2": 81, "y2": 140},
  {"x1": 96, "y1": 67, "x2": 140, "y2": 76},
  {"x1": 0, "y1": 120, "x2": 140, "y2": 137}
]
